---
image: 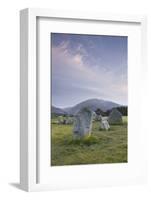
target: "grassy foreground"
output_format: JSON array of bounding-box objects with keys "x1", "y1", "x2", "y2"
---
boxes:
[{"x1": 51, "y1": 117, "x2": 127, "y2": 166}]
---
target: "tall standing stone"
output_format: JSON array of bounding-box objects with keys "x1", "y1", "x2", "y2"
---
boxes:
[
  {"x1": 73, "y1": 107, "x2": 93, "y2": 138},
  {"x1": 108, "y1": 108, "x2": 123, "y2": 125}
]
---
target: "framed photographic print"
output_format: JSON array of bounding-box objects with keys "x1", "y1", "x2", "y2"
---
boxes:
[{"x1": 20, "y1": 8, "x2": 147, "y2": 191}]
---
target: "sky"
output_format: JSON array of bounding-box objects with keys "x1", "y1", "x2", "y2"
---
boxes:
[{"x1": 51, "y1": 33, "x2": 128, "y2": 108}]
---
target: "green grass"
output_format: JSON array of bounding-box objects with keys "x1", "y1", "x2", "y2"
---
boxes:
[{"x1": 51, "y1": 116, "x2": 128, "y2": 166}]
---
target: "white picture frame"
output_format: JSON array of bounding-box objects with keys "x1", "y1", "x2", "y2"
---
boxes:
[{"x1": 20, "y1": 8, "x2": 147, "y2": 192}]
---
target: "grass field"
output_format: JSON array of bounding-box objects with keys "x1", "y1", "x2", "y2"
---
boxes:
[{"x1": 51, "y1": 116, "x2": 127, "y2": 166}]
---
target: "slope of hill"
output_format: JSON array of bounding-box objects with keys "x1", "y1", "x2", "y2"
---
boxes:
[
  {"x1": 63, "y1": 98, "x2": 120, "y2": 115},
  {"x1": 51, "y1": 106, "x2": 67, "y2": 115}
]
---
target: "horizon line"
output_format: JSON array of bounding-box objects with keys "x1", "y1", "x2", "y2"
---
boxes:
[{"x1": 52, "y1": 97, "x2": 128, "y2": 109}]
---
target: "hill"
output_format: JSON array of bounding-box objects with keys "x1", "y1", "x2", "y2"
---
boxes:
[
  {"x1": 51, "y1": 106, "x2": 67, "y2": 115},
  {"x1": 63, "y1": 98, "x2": 120, "y2": 115}
]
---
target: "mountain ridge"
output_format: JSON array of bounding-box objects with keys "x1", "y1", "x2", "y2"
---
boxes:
[{"x1": 52, "y1": 98, "x2": 121, "y2": 115}]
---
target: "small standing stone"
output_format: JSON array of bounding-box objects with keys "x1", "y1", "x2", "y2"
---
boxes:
[
  {"x1": 92, "y1": 112, "x2": 97, "y2": 122},
  {"x1": 66, "y1": 116, "x2": 73, "y2": 124},
  {"x1": 108, "y1": 108, "x2": 123, "y2": 125},
  {"x1": 95, "y1": 114, "x2": 102, "y2": 121},
  {"x1": 100, "y1": 116, "x2": 110, "y2": 130},
  {"x1": 58, "y1": 116, "x2": 63, "y2": 124},
  {"x1": 73, "y1": 107, "x2": 93, "y2": 139}
]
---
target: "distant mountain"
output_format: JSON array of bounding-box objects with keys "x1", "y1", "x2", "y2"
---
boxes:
[
  {"x1": 51, "y1": 106, "x2": 67, "y2": 115},
  {"x1": 63, "y1": 98, "x2": 120, "y2": 115}
]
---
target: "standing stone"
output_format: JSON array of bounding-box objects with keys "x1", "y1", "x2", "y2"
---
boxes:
[
  {"x1": 108, "y1": 108, "x2": 123, "y2": 125},
  {"x1": 58, "y1": 116, "x2": 63, "y2": 124},
  {"x1": 66, "y1": 116, "x2": 73, "y2": 124},
  {"x1": 100, "y1": 116, "x2": 110, "y2": 130},
  {"x1": 96, "y1": 114, "x2": 102, "y2": 121},
  {"x1": 92, "y1": 112, "x2": 97, "y2": 122},
  {"x1": 73, "y1": 107, "x2": 93, "y2": 138}
]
